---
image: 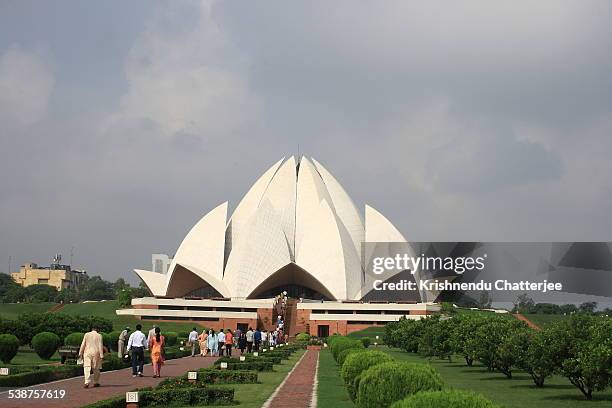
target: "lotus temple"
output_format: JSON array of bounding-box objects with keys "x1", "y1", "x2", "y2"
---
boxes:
[{"x1": 117, "y1": 156, "x2": 439, "y2": 336}]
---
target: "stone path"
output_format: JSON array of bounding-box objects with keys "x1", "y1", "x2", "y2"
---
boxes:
[
  {"x1": 0, "y1": 355, "x2": 219, "y2": 408},
  {"x1": 264, "y1": 349, "x2": 320, "y2": 408}
]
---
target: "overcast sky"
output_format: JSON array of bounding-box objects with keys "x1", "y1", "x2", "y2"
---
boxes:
[{"x1": 1, "y1": 0, "x2": 611, "y2": 284}]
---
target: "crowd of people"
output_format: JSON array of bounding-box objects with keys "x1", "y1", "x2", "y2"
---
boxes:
[{"x1": 76, "y1": 292, "x2": 292, "y2": 388}]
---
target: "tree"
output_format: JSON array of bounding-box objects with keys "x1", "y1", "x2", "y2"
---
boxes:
[
  {"x1": 494, "y1": 325, "x2": 531, "y2": 379},
  {"x1": 560, "y1": 317, "x2": 612, "y2": 400},
  {"x1": 519, "y1": 326, "x2": 568, "y2": 387},
  {"x1": 117, "y1": 288, "x2": 132, "y2": 308},
  {"x1": 55, "y1": 287, "x2": 80, "y2": 303},
  {"x1": 0, "y1": 273, "x2": 21, "y2": 302},
  {"x1": 80, "y1": 276, "x2": 115, "y2": 300},
  {"x1": 513, "y1": 293, "x2": 535, "y2": 314},
  {"x1": 451, "y1": 314, "x2": 483, "y2": 367},
  {"x1": 23, "y1": 284, "x2": 58, "y2": 303},
  {"x1": 419, "y1": 317, "x2": 455, "y2": 361},
  {"x1": 578, "y1": 302, "x2": 597, "y2": 314}
]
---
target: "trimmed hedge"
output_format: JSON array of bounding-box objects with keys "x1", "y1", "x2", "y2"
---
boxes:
[
  {"x1": 0, "y1": 365, "x2": 81, "y2": 387},
  {"x1": 156, "y1": 369, "x2": 257, "y2": 387},
  {"x1": 341, "y1": 350, "x2": 393, "y2": 400},
  {"x1": 356, "y1": 362, "x2": 444, "y2": 408},
  {"x1": 31, "y1": 331, "x2": 61, "y2": 360},
  {"x1": 218, "y1": 354, "x2": 283, "y2": 365},
  {"x1": 83, "y1": 386, "x2": 234, "y2": 408},
  {"x1": 390, "y1": 390, "x2": 501, "y2": 408},
  {"x1": 331, "y1": 337, "x2": 364, "y2": 362},
  {"x1": 64, "y1": 332, "x2": 85, "y2": 346},
  {"x1": 295, "y1": 332, "x2": 311, "y2": 342},
  {"x1": 108, "y1": 331, "x2": 121, "y2": 351},
  {"x1": 337, "y1": 347, "x2": 366, "y2": 366},
  {"x1": 164, "y1": 331, "x2": 178, "y2": 346},
  {"x1": 0, "y1": 334, "x2": 20, "y2": 363},
  {"x1": 214, "y1": 359, "x2": 274, "y2": 371}
]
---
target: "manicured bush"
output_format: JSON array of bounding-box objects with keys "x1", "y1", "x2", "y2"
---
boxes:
[
  {"x1": 164, "y1": 331, "x2": 178, "y2": 346},
  {"x1": 108, "y1": 331, "x2": 122, "y2": 351},
  {"x1": 157, "y1": 369, "x2": 258, "y2": 387},
  {"x1": 31, "y1": 332, "x2": 61, "y2": 360},
  {"x1": 356, "y1": 361, "x2": 443, "y2": 408},
  {"x1": 295, "y1": 332, "x2": 310, "y2": 342},
  {"x1": 331, "y1": 336, "x2": 364, "y2": 362},
  {"x1": 0, "y1": 334, "x2": 20, "y2": 363},
  {"x1": 64, "y1": 332, "x2": 85, "y2": 346},
  {"x1": 0, "y1": 318, "x2": 33, "y2": 345},
  {"x1": 17, "y1": 312, "x2": 112, "y2": 341},
  {"x1": 360, "y1": 337, "x2": 371, "y2": 348},
  {"x1": 337, "y1": 347, "x2": 366, "y2": 366},
  {"x1": 341, "y1": 350, "x2": 393, "y2": 400},
  {"x1": 83, "y1": 386, "x2": 234, "y2": 408},
  {"x1": 390, "y1": 390, "x2": 501, "y2": 408},
  {"x1": 214, "y1": 358, "x2": 274, "y2": 371}
]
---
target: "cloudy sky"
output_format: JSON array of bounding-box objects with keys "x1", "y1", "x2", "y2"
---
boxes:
[{"x1": 1, "y1": 0, "x2": 611, "y2": 283}]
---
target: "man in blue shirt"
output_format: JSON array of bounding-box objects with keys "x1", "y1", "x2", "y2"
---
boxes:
[{"x1": 254, "y1": 328, "x2": 262, "y2": 351}]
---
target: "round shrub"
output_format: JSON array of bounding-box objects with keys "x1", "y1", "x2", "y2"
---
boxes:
[
  {"x1": 108, "y1": 331, "x2": 122, "y2": 351},
  {"x1": 63, "y1": 332, "x2": 85, "y2": 346},
  {"x1": 390, "y1": 390, "x2": 501, "y2": 408},
  {"x1": 338, "y1": 347, "x2": 367, "y2": 366},
  {"x1": 356, "y1": 362, "x2": 443, "y2": 408},
  {"x1": 332, "y1": 337, "x2": 364, "y2": 361},
  {"x1": 295, "y1": 332, "x2": 310, "y2": 342},
  {"x1": 31, "y1": 332, "x2": 61, "y2": 360},
  {"x1": 360, "y1": 337, "x2": 371, "y2": 348},
  {"x1": 326, "y1": 333, "x2": 343, "y2": 347},
  {"x1": 0, "y1": 334, "x2": 20, "y2": 363},
  {"x1": 164, "y1": 331, "x2": 178, "y2": 346},
  {"x1": 341, "y1": 350, "x2": 393, "y2": 399}
]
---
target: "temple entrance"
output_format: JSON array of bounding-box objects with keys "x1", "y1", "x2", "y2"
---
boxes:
[{"x1": 247, "y1": 263, "x2": 335, "y2": 300}]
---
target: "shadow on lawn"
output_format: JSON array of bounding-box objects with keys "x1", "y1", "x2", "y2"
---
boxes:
[
  {"x1": 540, "y1": 393, "x2": 612, "y2": 402},
  {"x1": 509, "y1": 383, "x2": 574, "y2": 390}
]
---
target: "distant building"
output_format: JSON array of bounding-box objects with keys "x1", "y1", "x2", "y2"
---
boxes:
[
  {"x1": 152, "y1": 254, "x2": 172, "y2": 274},
  {"x1": 11, "y1": 262, "x2": 87, "y2": 291}
]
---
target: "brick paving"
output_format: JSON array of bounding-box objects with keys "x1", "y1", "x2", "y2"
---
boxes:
[
  {"x1": 265, "y1": 349, "x2": 319, "y2": 408},
  {"x1": 0, "y1": 355, "x2": 220, "y2": 408}
]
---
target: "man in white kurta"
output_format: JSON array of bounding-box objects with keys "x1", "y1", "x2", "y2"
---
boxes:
[{"x1": 79, "y1": 327, "x2": 105, "y2": 388}]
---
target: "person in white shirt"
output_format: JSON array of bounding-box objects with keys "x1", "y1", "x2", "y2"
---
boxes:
[
  {"x1": 217, "y1": 329, "x2": 226, "y2": 354},
  {"x1": 188, "y1": 328, "x2": 199, "y2": 357},
  {"x1": 127, "y1": 324, "x2": 148, "y2": 377},
  {"x1": 246, "y1": 328, "x2": 254, "y2": 353},
  {"x1": 261, "y1": 330, "x2": 268, "y2": 346}
]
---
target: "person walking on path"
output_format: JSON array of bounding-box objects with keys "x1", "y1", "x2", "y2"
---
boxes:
[
  {"x1": 188, "y1": 327, "x2": 199, "y2": 357},
  {"x1": 127, "y1": 324, "x2": 148, "y2": 377},
  {"x1": 254, "y1": 328, "x2": 262, "y2": 351},
  {"x1": 224, "y1": 329, "x2": 234, "y2": 356},
  {"x1": 117, "y1": 327, "x2": 130, "y2": 358},
  {"x1": 198, "y1": 329, "x2": 208, "y2": 356},
  {"x1": 79, "y1": 325, "x2": 105, "y2": 389},
  {"x1": 148, "y1": 327, "x2": 165, "y2": 378},
  {"x1": 217, "y1": 329, "x2": 226, "y2": 355},
  {"x1": 246, "y1": 327, "x2": 254, "y2": 353},
  {"x1": 207, "y1": 329, "x2": 218, "y2": 356},
  {"x1": 238, "y1": 330, "x2": 247, "y2": 354}
]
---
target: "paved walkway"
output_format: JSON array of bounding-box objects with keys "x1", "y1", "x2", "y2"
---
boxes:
[
  {"x1": 513, "y1": 313, "x2": 541, "y2": 330},
  {"x1": 0, "y1": 355, "x2": 219, "y2": 408},
  {"x1": 264, "y1": 349, "x2": 319, "y2": 408}
]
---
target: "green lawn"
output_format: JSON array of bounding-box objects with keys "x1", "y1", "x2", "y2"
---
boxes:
[
  {"x1": 0, "y1": 302, "x2": 56, "y2": 319},
  {"x1": 317, "y1": 349, "x2": 354, "y2": 408},
  {"x1": 7, "y1": 347, "x2": 60, "y2": 367},
  {"x1": 210, "y1": 349, "x2": 306, "y2": 408},
  {"x1": 347, "y1": 326, "x2": 385, "y2": 342},
  {"x1": 385, "y1": 349, "x2": 612, "y2": 408},
  {"x1": 523, "y1": 314, "x2": 569, "y2": 328}
]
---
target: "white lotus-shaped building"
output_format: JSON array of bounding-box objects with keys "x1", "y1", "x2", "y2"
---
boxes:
[{"x1": 136, "y1": 156, "x2": 410, "y2": 301}]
